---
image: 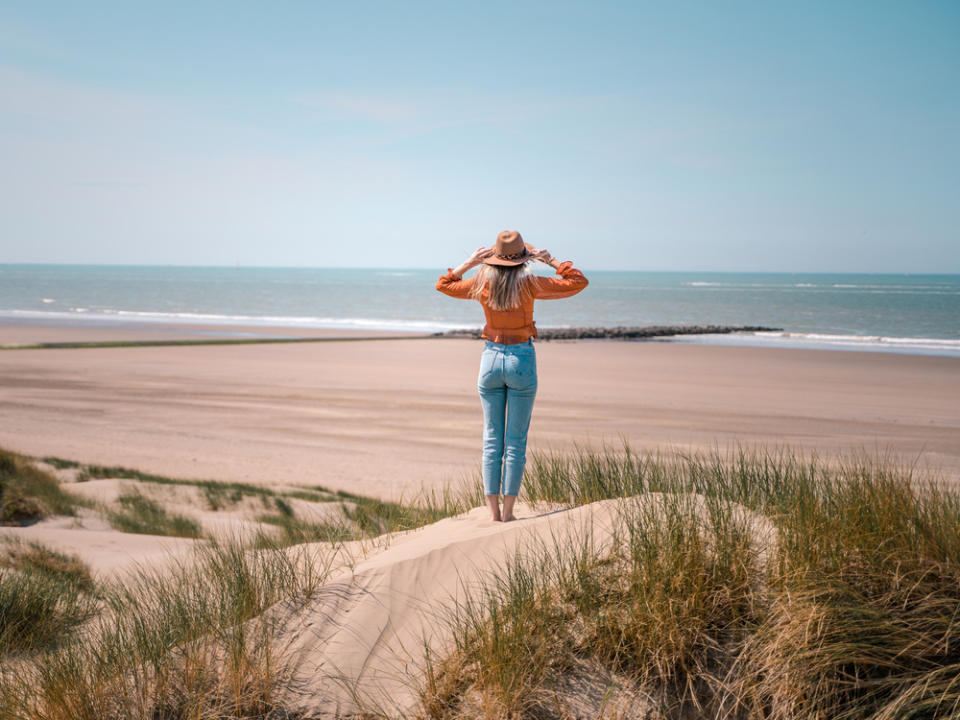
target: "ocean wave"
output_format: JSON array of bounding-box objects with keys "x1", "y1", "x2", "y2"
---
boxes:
[
  {"x1": 683, "y1": 281, "x2": 957, "y2": 294},
  {"x1": 755, "y1": 331, "x2": 960, "y2": 346},
  {"x1": 0, "y1": 309, "x2": 475, "y2": 334},
  {"x1": 698, "y1": 331, "x2": 960, "y2": 357}
]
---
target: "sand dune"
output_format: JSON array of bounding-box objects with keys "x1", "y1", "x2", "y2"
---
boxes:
[
  {"x1": 0, "y1": 454, "x2": 774, "y2": 717},
  {"x1": 268, "y1": 494, "x2": 775, "y2": 717}
]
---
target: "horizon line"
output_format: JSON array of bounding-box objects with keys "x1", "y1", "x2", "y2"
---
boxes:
[{"x1": 1, "y1": 262, "x2": 958, "y2": 276}]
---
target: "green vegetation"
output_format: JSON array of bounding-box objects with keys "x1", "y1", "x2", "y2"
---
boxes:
[
  {"x1": 0, "y1": 535, "x2": 334, "y2": 719},
  {"x1": 253, "y1": 512, "x2": 354, "y2": 546},
  {"x1": 2, "y1": 443, "x2": 958, "y2": 719},
  {"x1": 0, "y1": 450, "x2": 86, "y2": 525},
  {"x1": 0, "y1": 537, "x2": 95, "y2": 593},
  {"x1": 38, "y1": 457, "x2": 81, "y2": 470},
  {"x1": 0, "y1": 538, "x2": 97, "y2": 656},
  {"x1": 282, "y1": 488, "x2": 337, "y2": 503},
  {"x1": 330, "y1": 484, "x2": 483, "y2": 537},
  {"x1": 56, "y1": 459, "x2": 276, "y2": 495},
  {"x1": 106, "y1": 489, "x2": 202, "y2": 538},
  {"x1": 201, "y1": 482, "x2": 248, "y2": 511},
  {"x1": 419, "y1": 445, "x2": 960, "y2": 719},
  {"x1": 252, "y1": 494, "x2": 348, "y2": 545},
  {"x1": 252, "y1": 485, "x2": 481, "y2": 547},
  {"x1": 37, "y1": 456, "x2": 351, "y2": 511}
]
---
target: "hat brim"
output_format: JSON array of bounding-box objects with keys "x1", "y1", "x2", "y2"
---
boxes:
[{"x1": 483, "y1": 242, "x2": 535, "y2": 267}]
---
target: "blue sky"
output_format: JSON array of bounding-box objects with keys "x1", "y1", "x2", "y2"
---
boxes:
[{"x1": 1, "y1": 1, "x2": 958, "y2": 272}]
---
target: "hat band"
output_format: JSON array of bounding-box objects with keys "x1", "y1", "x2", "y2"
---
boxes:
[{"x1": 497, "y1": 250, "x2": 527, "y2": 260}]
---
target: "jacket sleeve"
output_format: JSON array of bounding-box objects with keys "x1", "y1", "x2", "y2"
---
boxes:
[
  {"x1": 436, "y1": 268, "x2": 475, "y2": 299},
  {"x1": 531, "y1": 261, "x2": 588, "y2": 300}
]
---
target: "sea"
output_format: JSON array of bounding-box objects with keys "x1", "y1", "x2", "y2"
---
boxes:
[{"x1": 1, "y1": 265, "x2": 959, "y2": 358}]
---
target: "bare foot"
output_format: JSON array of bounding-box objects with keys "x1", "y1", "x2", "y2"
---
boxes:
[
  {"x1": 486, "y1": 494, "x2": 502, "y2": 522},
  {"x1": 501, "y1": 495, "x2": 517, "y2": 523}
]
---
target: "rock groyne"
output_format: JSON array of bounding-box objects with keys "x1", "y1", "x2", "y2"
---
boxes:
[{"x1": 432, "y1": 325, "x2": 781, "y2": 341}]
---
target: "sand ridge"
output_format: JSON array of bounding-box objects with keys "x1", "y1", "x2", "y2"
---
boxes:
[{"x1": 267, "y1": 494, "x2": 776, "y2": 717}]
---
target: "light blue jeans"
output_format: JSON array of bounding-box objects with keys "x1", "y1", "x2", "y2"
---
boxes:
[{"x1": 478, "y1": 339, "x2": 538, "y2": 496}]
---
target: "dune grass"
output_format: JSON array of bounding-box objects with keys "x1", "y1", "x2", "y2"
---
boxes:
[
  {"x1": 0, "y1": 533, "x2": 339, "y2": 720},
  {"x1": 0, "y1": 537, "x2": 95, "y2": 593},
  {"x1": 51, "y1": 458, "x2": 280, "y2": 498},
  {"x1": 105, "y1": 489, "x2": 203, "y2": 538},
  {"x1": 0, "y1": 447, "x2": 480, "y2": 718},
  {"x1": 29, "y1": 453, "x2": 478, "y2": 548},
  {"x1": 254, "y1": 495, "x2": 354, "y2": 545},
  {"x1": 251, "y1": 482, "x2": 484, "y2": 548},
  {"x1": 0, "y1": 538, "x2": 98, "y2": 657},
  {"x1": 3, "y1": 444, "x2": 958, "y2": 719},
  {"x1": 417, "y1": 444, "x2": 960, "y2": 719},
  {"x1": 332, "y1": 483, "x2": 484, "y2": 537},
  {"x1": 0, "y1": 450, "x2": 87, "y2": 525}
]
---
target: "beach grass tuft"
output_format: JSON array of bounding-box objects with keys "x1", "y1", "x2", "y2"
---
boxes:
[
  {"x1": 0, "y1": 537, "x2": 95, "y2": 593},
  {"x1": 0, "y1": 538, "x2": 98, "y2": 657},
  {"x1": 0, "y1": 450, "x2": 86, "y2": 525},
  {"x1": 0, "y1": 532, "x2": 337, "y2": 720},
  {"x1": 418, "y1": 444, "x2": 960, "y2": 719},
  {"x1": 253, "y1": 511, "x2": 354, "y2": 546},
  {"x1": 106, "y1": 489, "x2": 203, "y2": 538}
]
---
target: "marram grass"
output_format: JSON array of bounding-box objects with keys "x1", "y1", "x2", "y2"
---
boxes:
[
  {"x1": 1, "y1": 443, "x2": 958, "y2": 720},
  {"x1": 0, "y1": 450, "x2": 87, "y2": 525},
  {"x1": 0, "y1": 533, "x2": 338, "y2": 720},
  {"x1": 419, "y1": 444, "x2": 960, "y2": 720},
  {"x1": 105, "y1": 489, "x2": 203, "y2": 538},
  {"x1": 0, "y1": 538, "x2": 98, "y2": 657}
]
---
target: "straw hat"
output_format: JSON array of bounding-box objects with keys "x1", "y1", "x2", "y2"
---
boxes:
[{"x1": 485, "y1": 230, "x2": 534, "y2": 266}]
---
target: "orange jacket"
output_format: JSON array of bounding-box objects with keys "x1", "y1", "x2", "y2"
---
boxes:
[{"x1": 436, "y1": 261, "x2": 588, "y2": 344}]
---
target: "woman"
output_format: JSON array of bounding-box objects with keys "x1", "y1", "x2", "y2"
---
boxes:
[{"x1": 436, "y1": 230, "x2": 588, "y2": 522}]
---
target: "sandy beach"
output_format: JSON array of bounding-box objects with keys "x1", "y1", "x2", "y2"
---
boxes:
[{"x1": 2, "y1": 321, "x2": 958, "y2": 498}]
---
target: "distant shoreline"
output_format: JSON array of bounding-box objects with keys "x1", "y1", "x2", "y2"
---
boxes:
[{"x1": 2, "y1": 320, "x2": 959, "y2": 357}]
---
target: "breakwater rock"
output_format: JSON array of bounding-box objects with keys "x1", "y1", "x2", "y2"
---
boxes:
[{"x1": 432, "y1": 325, "x2": 782, "y2": 341}]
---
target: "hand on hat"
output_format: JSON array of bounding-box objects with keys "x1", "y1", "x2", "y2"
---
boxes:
[
  {"x1": 449, "y1": 246, "x2": 494, "y2": 279},
  {"x1": 467, "y1": 246, "x2": 495, "y2": 266},
  {"x1": 528, "y1": 247, "x2": 555, "y2": 265}
]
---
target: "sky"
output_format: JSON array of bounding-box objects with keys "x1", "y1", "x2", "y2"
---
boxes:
[{"x1": 1, "y1": 1, "x2": 958, "y2": 273}]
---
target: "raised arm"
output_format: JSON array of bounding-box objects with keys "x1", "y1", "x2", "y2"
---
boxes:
[
  {"x1": 435, "y1": 246, "x2": 494, "y2": 299},
  {"x1": 528, "y1": 247, "x2": 589, "y2": 299}
]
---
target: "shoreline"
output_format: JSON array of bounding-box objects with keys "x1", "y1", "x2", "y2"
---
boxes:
[{"x1": 2, "y1": 318, "x2": 958, "y2": 358}]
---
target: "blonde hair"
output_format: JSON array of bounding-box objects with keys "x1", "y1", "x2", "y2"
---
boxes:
[{"x1": 470, "y1": 263, "x2": 534, "y2": 311}]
